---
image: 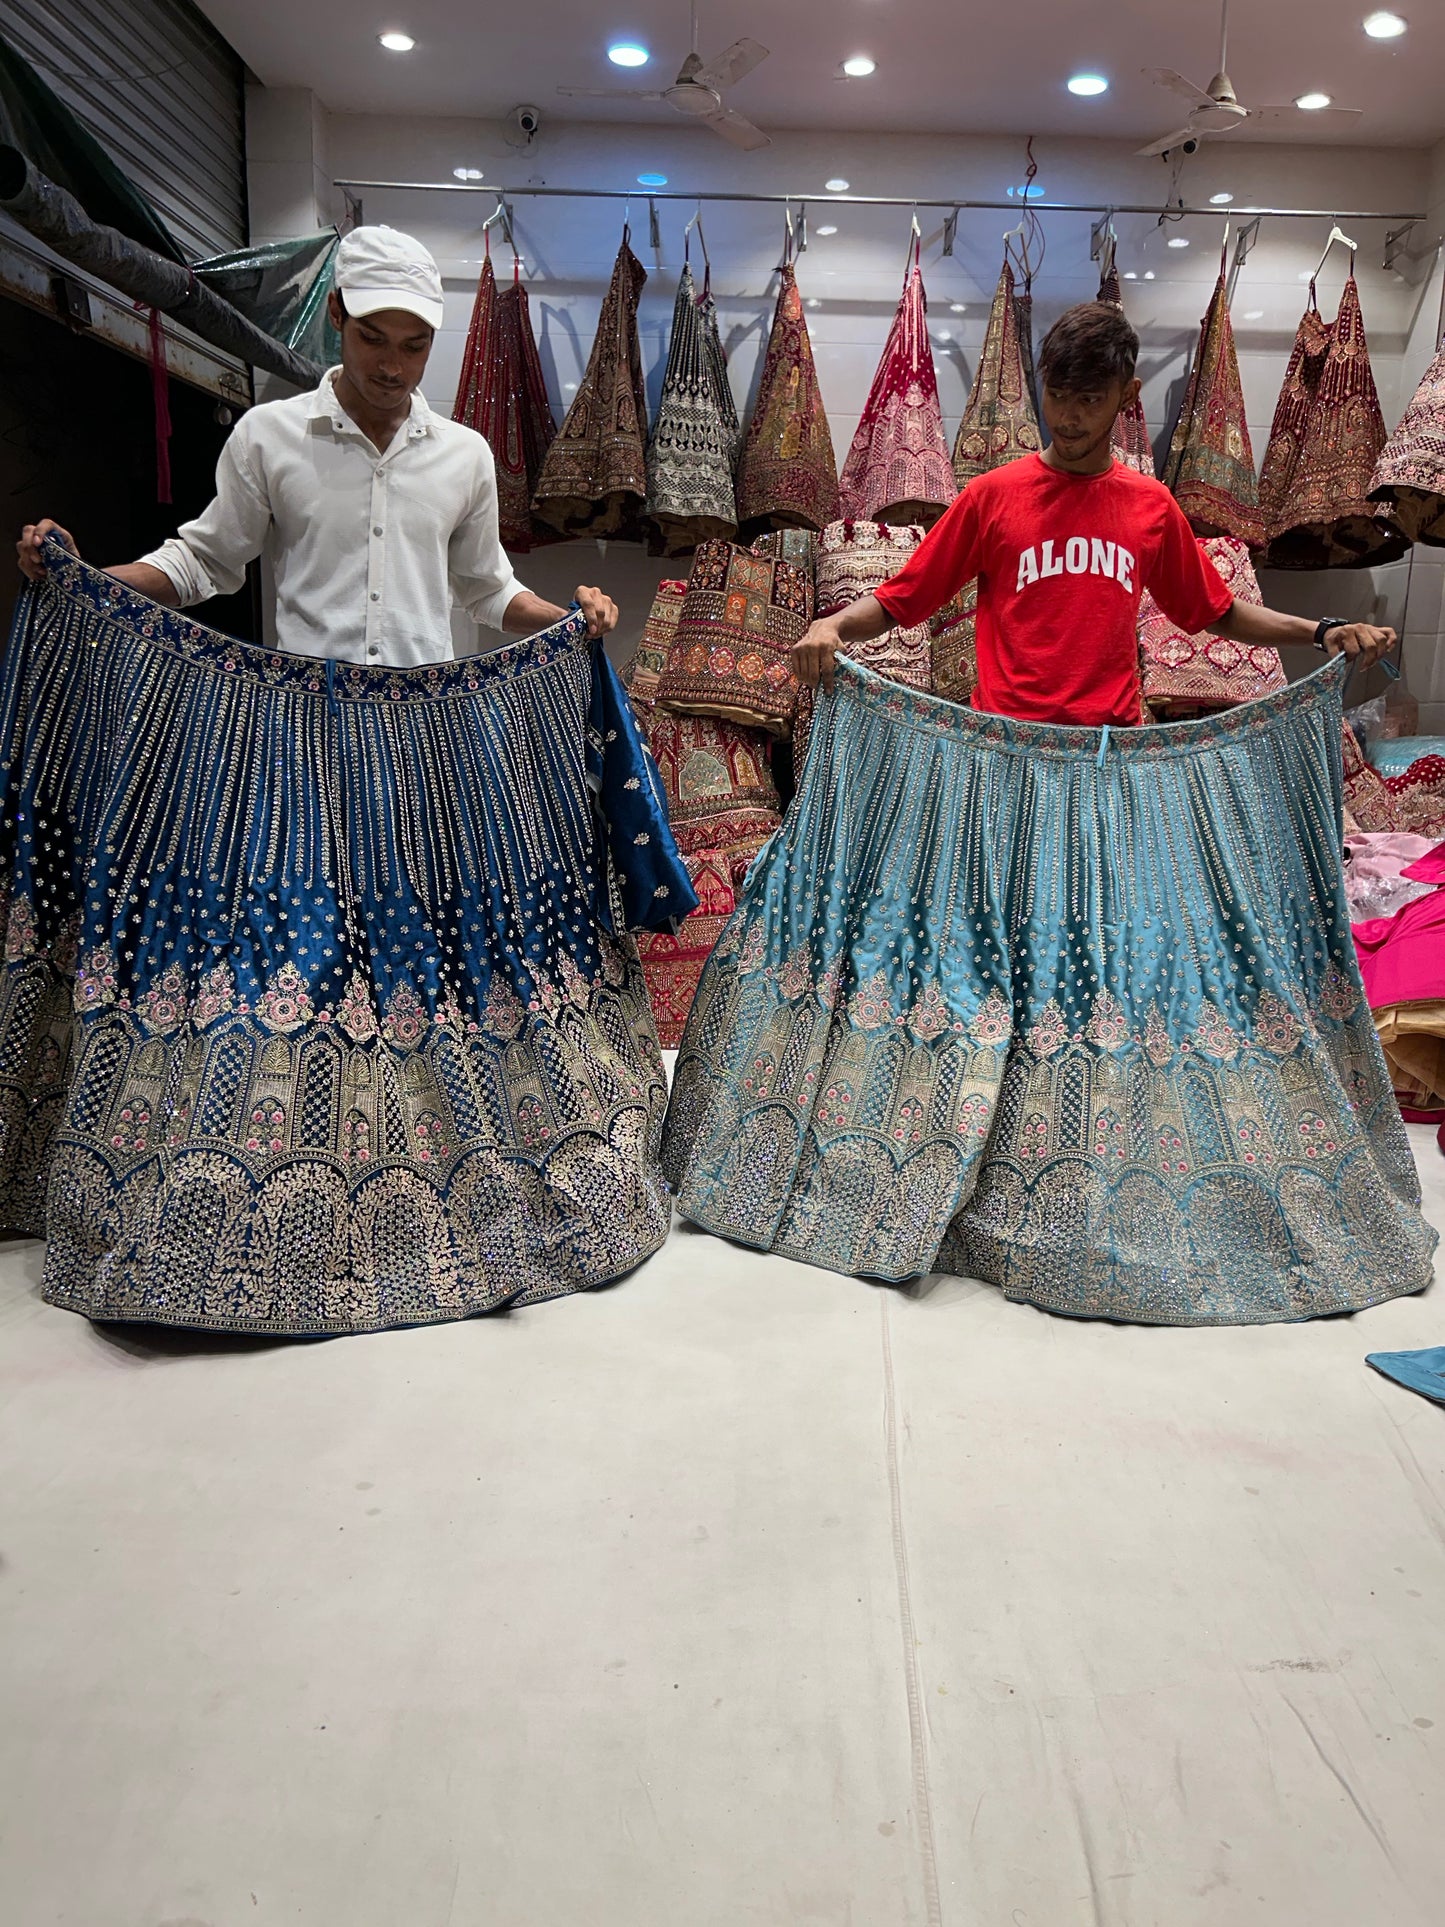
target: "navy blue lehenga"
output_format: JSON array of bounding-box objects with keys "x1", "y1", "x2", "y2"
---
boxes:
[
  {"x1": 0, "y1": 544, "x2": 694, "y2": 1332},
  {"x1": 662, "y1": 656, "x2": 1437, "y2": 1324}
]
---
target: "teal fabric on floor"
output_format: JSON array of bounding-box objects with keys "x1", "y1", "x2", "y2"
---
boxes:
[
  {"x1": 662, "y1": 655, "x2": 1438, "y2": 1324},
  {"x1": 1366, "y1": 1347, "x2": 1445, "y2": 1405}
]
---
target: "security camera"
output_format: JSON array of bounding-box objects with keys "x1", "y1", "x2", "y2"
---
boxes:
[{"x1": 512, "y1": 104, "x2": 542, "y2": 141}]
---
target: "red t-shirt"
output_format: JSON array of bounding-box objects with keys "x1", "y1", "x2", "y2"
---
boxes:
[{"x1": 875, "y1": 455, "x2": 1235, "y2": 726}]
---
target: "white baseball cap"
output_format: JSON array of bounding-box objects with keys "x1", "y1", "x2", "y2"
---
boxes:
[{"x1": 334, "y1": 224, "x2": 445, "y2": 330}]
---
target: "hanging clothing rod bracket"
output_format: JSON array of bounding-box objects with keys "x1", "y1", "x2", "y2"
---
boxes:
[
  {"x1": 941, "y1": 207, "x2": 958, "y2": 256},
  {"x1": 1226, "y1": 216, "x2": 1262, "y2": 304},
  {"x1": 1383, "y1": 220, "x2": 1418, "y2": 273}
]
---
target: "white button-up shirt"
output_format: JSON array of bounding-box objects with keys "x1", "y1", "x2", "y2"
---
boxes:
[{"x1": 141, "y1": 368, "x2": 529, "y2": 665}]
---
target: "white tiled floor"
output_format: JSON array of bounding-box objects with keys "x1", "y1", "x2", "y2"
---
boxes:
[{"x1": 2, "y1": 1127, "x2": 1444, "y2": 1925}]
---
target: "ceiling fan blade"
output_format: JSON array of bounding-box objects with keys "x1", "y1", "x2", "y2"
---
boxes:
[
  {"x1": 556, "y1": 86, "x2": 666, "y2": 100},
  {"x1": 693, "y1": 37, "x2": 769, "y2": 93},
  {"x1": 708, "y1": 108, "x2": 771, "y2": 151},
  {"x1": 1250, "y1": 104, "x2": 1364, "y2": 127},
  {"x1": 1144, "y1": 67, "x2": 1219, "y2": 107},
  {"x1": 1136, "y1": 125, "x2": 1208, "y2": 158}
]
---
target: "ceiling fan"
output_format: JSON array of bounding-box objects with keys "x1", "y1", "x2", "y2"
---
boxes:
[
  {"x1": 1138, "y1": 0, "x2": 1361, "y2": 157},
  {"x1": 557, "y1": 2, "x2": 771, "y2": 151}
]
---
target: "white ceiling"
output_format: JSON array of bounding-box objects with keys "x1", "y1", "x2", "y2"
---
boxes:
[{"x1": 200, "y1": 0, "x2": 1445, "y2": 147}]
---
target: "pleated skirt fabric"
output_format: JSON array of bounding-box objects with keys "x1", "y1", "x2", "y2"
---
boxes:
[
  {"x1": 0, "y1": 550, "x2": 682, "y2": 1333},
  {"x1": 661, "y1": 657, "x2": 1437, "y2": 1324}
]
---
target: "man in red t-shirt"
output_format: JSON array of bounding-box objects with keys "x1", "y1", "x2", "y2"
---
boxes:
[{"x1": 794, "y1": 303, "x2": 1392, "y2": 723}]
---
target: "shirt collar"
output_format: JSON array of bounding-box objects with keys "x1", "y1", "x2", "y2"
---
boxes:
[{"x1": 310, "y1": 367, "x2": 435, "y2": 443}]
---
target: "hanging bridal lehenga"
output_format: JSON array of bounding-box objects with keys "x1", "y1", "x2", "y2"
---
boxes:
[
  {"x1": 734, "y1": 222, "x2": 840, "y2": 538},
  {"x1": 453, "y1": 236, "x2": 558, "y2": 551},
  {"x1": 1371, "y1": 336, "x2": 1445, "y2": 546},
  {"x1": 838, "y1": 228, "x2": 956, "y2": 528},
  {"x1": 952, "y1": 256, "x2": 1044, "y2": 488},
  {"x1": 1257, "y1": 244, "x2": 1408, "y2": 569},
  {"x1": 646, "y1": 221, "x2": 741, "y2": 555},
  {"x1": 1161, "y1": 249, "x2": 1266, "y2": 547},
  {"x1": 1097, "y1": 243, "x2": 1156, "y2": 477},
  {"x1": 532, "y1": 227, "x2": 650, "y2": 538}
]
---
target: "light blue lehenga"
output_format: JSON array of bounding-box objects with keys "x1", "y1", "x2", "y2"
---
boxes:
[{"x1": 661, "y1": 656, "x2": 1438, "y2": 1324}]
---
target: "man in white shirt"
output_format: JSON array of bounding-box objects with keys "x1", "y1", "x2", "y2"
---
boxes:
[{"x1": 16, "y1": 224, "x2": 618, "y2": 661}]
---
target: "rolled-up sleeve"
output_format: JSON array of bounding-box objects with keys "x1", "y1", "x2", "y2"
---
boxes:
[
  {"x1": 138, "y1": 423, "x2": 274, "y2": 605},
  {"x1": 449, "y1": 437, "x2": 529, "y2": 633}
]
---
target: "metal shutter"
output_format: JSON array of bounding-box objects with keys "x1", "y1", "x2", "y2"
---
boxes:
[{"x1": 0, "y1": 0, "x2": 244, "y2": 258}]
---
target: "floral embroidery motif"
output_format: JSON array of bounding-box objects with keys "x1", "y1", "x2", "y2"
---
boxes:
[
  {"x1": 1193, "y1": 1005, "x2": 1240, "y2": 1061},
  {"x1": 75, "y1": 946, "x2": 120, "y2": 1013},
  {"x1": 1317, "y1": 965, "x2": 1359, "y2": 1022},
  {"x1": 848, "y1": 972, "x2": 894, "y2": 1031},
  {"x1": 483, "y1": 975, "x2": 524, "y2": 1038},
  {"x1": 255, "y1": 962, "x2": 315, "y2": 1035},
  {"x1": 191, "y1": 960, "x2": 237, "y2": 1027},
  {"x1": 1144, "y1": 1007, "x2": 1175, "y2": 1067},
  {"x1": 1253, "y1": 990, "x2": 1302, "y2": 1057},
  {"x1": 1025, "y1": 1000, "x2": 1070, "y2": 1059},
  {"x1": 3, "y1": 894, "x2": 36, "y2": 962},
  {"x1": 906, "y1": 983, "x2": 953, "y2": 1042},
  {"x1": 970, "y1": 989, "x2": 1013, "y2": 1047},
  {"x1": 135, "y1": 963, "x2": 188, "y2": 1035},
  {"x1": 336, "y1": 974, "x2": 379, "y2": 1044},
  {"x1": 1084, "y1": 991, "x2": 1129, "y2": 1052}
]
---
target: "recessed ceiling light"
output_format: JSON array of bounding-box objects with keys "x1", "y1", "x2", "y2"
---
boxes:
[
  {"x1": 608, "y1": 43, "x2": 649, "y2": 67},
  {"x1": 1143, "y1": 270, "x2": 1156, "y2": 280},
  {"x1": 936, "y1": 329, "x2": 952, "y2": 342},
  {"x1": 1295, "y1": 91, "x2": 1332, "y2": 110},
  {"x1": 816, "y1": 223, "x2": 838, "y2": 236},
  {"x1": 1067, "y1": 73, "x2": 1109, "y2": 96},
  {"x1": 636, "y1": 172, "x2": 668, "y2": 187},
  {"x1": 1243, "y1": 309, "x2": 1265, "y2": 319},
  {"x1": 1007, "y1": 182, "x2": 1044, "y2": 199},
  {"x1": 1363, "y1": 11, "x2": 1407, "y2": 38},
  {"x1": 825, "y1": 178, "x2": 850, "y2": 192},
  {"x1": 1167, "y1": 236, "x2": 1190, "y2": 248},
  {"x1": 1210, "y1": 191, "x2": 1234, "y2": 204},
  {"x1": 453, "y1": 166, "x2": 484, "y2": 181},
  {"x1": 1123, "y1": 270, "x2": 1138, "y2": 280},
  {"x1": 807, "y1": 297, "x2": 822, "y2": 309},
  {"x1": 378, "y1": 31, "x2": 415, "y2": 52},
  {"x1": 950, "y1": 302, "x2": 967, "y2": 312},
  {"x1": 842, "y1": 55, "x2": 876, "y2": 77}
]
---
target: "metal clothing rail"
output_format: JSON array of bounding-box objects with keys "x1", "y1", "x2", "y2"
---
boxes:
[{"x1": 333, "y1": 179, "x2": 1427, "y2": 223}]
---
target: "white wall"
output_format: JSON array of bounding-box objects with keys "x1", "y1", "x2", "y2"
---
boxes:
[{"x1": 300, "y1": 110, "x2": 1445, "y2": 685}]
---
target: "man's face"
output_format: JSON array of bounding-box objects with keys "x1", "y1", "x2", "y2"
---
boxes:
[
  {"x1": 1040, "y1": 373, "x2": 1139, "y2": 467},
  {"x1": 330, "y1": 294, "x2": 434, "y2": 410}
]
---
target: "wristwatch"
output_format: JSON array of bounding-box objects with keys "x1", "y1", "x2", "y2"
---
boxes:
[{"x1": 1313, "y1": 617, "x2": 1349, "y2": 652}]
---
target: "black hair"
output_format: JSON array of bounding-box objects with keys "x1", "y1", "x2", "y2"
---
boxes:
[{"x1": 1038, "y1": 301, "x2": 1138, "y2": 389}]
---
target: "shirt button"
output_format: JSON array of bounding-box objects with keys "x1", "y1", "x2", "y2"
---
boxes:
[
  {"x1": 370, "y1": 591, "x2": 380, "y2": 601},
  {"x1": 373, "y1": 526, "x2": 383, "y2": 536},
  {"x1": 368, "y1": 647, "x2": 379, "y2": 659}
]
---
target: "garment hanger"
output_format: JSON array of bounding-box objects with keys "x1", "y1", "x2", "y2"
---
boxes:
[
  {"x1": 684, "y1": 205, "x2": 714, "y2": 296},
  {"x1": 903, "y1": 209, "x2": 921, "y2": 278},
  {"x1": 1310, "y1": 222, "x2": 1358, "y2": 303},
  {"x1": 777, "y1": 205, "x2": 796, "y2": 273}
]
